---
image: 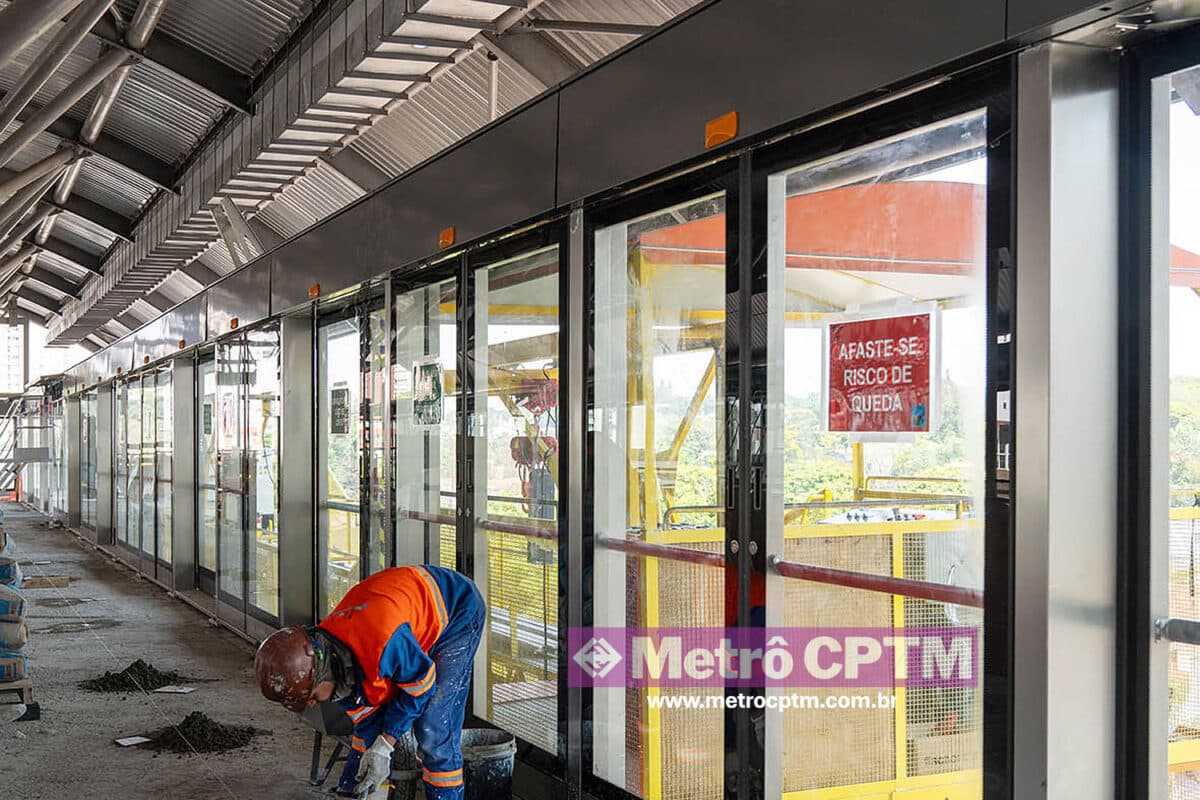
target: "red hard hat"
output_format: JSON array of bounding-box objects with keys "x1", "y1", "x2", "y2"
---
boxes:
[{"x1": 255, "y1": 626, "x2": 316, "y2": 712}]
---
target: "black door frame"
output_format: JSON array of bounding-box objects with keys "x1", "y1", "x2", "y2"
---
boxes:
[
  {"x1": 1112, "y1": 23, "x2": 1200, "y2": 800},
  {"x1": 571, "y1": 60, "x2": 1014, "y2": 800},
  {"x1": 458, "y1": 220, "x2": 572, "y2": 784}
]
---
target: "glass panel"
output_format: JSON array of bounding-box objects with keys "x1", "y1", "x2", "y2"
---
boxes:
[
  {"x1": 473, "y1": 246, "x2": 560, "y2": 755},
  {"x1": 115, "y1": 383, "x2": 127, "y2": 545},
  {"x1": 53, "y1": 402, "x2": 65, "y2": 514},
  {"x1": 765, "y1": 112, "x2": 987, "y2": 797},
  {"x1": 198, "y1": 358, "x2": 217, "y2": 572},
  {"x1": 395, "y1": 277, "x2": 458, "y2": 571},
  {"x1": 125, "y1": 380, "x2": 141, "y2": 552},
  {"x1": 156, "y1": 370, "x2": 172, "y2": 567},
  {"x1": 141, "y1": 374, "x2": 155, "y2": 562},
  {"x1": 247, "y1": 327, "x2": 281, "y2": 619},
  {"x1": 592, "y1": 195, "x2": 728, "y2": 799},
  {"x1": 217, "y1": 339, "x2": 246, "y2": 602},
  {"x1": 1163, "y1": 65, "x2": 1200, "y2": 794},
  {"x1": 80, "y1": 392, "x2": 96, "y2": 530},
  {"x1": 366, "y1": 307, "x2": 389, "y2": 575},
  {"x1": 319, "y1": 318, "x2": 361, "y2": 615}
]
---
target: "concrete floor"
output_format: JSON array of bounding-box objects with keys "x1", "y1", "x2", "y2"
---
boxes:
[{"x1": 0, "y1": 505, "x2": 335, "y2": 800}]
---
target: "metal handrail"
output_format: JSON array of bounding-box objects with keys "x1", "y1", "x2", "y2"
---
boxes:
[
  {"x1": 1155, "y1": 617, "x2": 1200, "y2": 646},
  {"x1": 599, "y1": 537, "x2": 726, "y2": 568},
  {"x1": 768, "y1": 554, "x2": 984, "y2": 608},
  {"x1": 403, "y1": 510, "x2": 558, "y2": 542},
  {"x1": 440, "y1": 489, "x2": 559, "y2": 508},
  {"x1": 863, "y1": 475, "x2": 965, "y2": 487}
]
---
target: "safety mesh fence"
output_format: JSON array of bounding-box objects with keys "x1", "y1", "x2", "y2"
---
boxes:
[
  {"x1": 655, "y1": 547, "x2": 725, "y2": 800},
  {"x1": 902, "y1": 530, "x2": 983, "y2": 780},
  {"x1": 781, "y1": 533, "x2": 896, "y2": 793},
  {"x1": 1170, "y1": 513, "x2": 1200, "y2": 799},
  {"x1": 485, "y1": 526, "x2": 559, "y2": 754}
]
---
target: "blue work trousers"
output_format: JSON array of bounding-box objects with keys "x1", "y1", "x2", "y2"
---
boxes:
[{"x1": 344, "y1": 595, "x2": 486, "y2": 800}]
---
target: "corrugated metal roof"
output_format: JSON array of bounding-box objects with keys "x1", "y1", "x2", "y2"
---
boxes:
[
  {"x1": 72, "y1": 156, "x2": 158, "y2": 219},
  {"x1": 35, "y1": 251, "x2": 92, "y2": 285},
  {"x1": 350, "y1": 46, "x2": 543, "y2": 175},
  {"x1": 32, "y1": 0, "x2": 704, "y2": 345},
  {"x1": 114, "y1": 0, "x2": 315, "y2": 74},
  {"x1": 531, "y1": 0, "x2": 704, "y2": 65},
  {"x1": 24, "y1": 278, "x2": 70, "y2": 304},
  {"x1": 153, "y1": 270, "x2": 202, "y2": 304},
  {"x1": 48, "y1": 218, "x2": 107, "y2": 258},
  {"x1": 0, "y1": 30, "x2": 103, "y2": 122},
  {"x1": 50, "y1": 211, "x2": 118, "y2": 256},
  {"x1": 78, "y1": 61, "x2": 226, "y2": 165}
]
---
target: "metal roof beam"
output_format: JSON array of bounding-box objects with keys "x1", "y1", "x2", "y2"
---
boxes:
[
  {"x1": 40, "y1": 194, "x2": 134, "y2": 242},
  {"x1": 114, "y1": 311, "x2": 143, "y2": 330},
  {"x1": 515, "y1": 19, "x2": 658, "y2": 36},
  {"x1": 320, "y1": 149, "x2": 390, "y2": 193},
  {"x1": 142, "y1": 290, "x2": 172, "y2": 311},
  {"x1": 15, "y1": 286, "x2": 62, "y2": 314},
  {"x1": 363, "y1": 50, "x2": 454, "y2": 65},
  {"x1": 39, "y1": 236, "x2": 101, "y2": 274},
  {"x1": 479, "y1": 29, "x2": 584, "y2": 89},
  {"x1": 26, "y1": 266, "x2": 81, "y2": 298},
  {"x1": 91, "y1": 16, "x2": 253, "y2": 116},
  {"x1": 17, "y1": 103, "x2": 177, "y2": 191},
  {"x1": 180, "y1": 260, "x2": 219, "y2": 286},
  {"x1": 14, "y1": 298, "x2": 51, "y2": 324},
  {"x1": 380, "y1": 33, "x2": 473, "y2": 49},
  {"x1": 402, "y1": 13, "x2": 498, "y2": 32}
]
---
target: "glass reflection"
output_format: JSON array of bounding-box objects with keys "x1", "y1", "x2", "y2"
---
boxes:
[
  {"x1": 473, "y1": 246, "x2": 560, "y2": 755},
  {"x1": 319, "y1": 318, "x2": 361, "y2": 614},
  {"x1": 394, "y1": 277, "x2": 458, "y2": 571}
]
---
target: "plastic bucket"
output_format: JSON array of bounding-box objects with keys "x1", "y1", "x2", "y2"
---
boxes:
[
  {"x1": 462, "y1": 728, "x2": 516, "y2": 800},
  {"x1": 388, "y1": 768, "x2": 423, "y2": 800}
]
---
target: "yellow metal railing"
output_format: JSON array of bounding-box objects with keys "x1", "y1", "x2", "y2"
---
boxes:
[{"x1": 630, "y1": 486, "x2": 983, "y2": 800}]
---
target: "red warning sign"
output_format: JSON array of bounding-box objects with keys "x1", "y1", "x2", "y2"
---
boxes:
[{"x1": 828, "y1": 313, "x2": 932, "y2": 433}]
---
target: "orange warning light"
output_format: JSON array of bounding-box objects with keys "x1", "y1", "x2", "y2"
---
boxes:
[
  {"x1": 143, "y1": 355, "x2": 150, "y2": 365},
  {"x1": 178, "y1": 339, "x2": 186, "y2": 349},
  {"x1": 704, "y1": 111, "x2": 738, "y2": 149},
  {"x1": 309, "y1": 283, "x2": 320, "y2": 298},
  {"x1": 438, "y1": 227, "x2": 456, "y2": 248},
  {"x1": 230, "y1": 317, "x2": 239, "y2": 330}
]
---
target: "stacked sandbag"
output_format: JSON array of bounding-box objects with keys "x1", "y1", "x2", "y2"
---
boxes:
[
  {"x1": 0, "y1": 530, "x2": 20, "y2": 589},
  {"x1": 0, "y1": 529, "x2": 26, "y2": 682}
]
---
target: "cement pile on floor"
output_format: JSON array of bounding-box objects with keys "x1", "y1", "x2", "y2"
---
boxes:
[
  {"x1": 142, "y1": 711, "x2": 263, "y2": 754},
  {"x1": 79, "y1": 658, "x2": 185, "y2": 692}
]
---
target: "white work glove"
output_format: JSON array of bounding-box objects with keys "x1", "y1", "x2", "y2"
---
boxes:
[{"x1": 354, "y1": 736, "x2": 394, "y2": 798}]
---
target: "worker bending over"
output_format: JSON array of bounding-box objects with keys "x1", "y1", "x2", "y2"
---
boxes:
[{"x1": 255, "y1": 565, "x2": 486, "y2": 800}]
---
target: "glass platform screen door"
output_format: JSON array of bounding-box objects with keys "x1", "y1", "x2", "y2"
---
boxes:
[
  {"x1": 317, "y1": 297, "x2": 388, "y2": 617},
  {"x1": 214, "y1": 325, "x2": 282, "y2": 630}
]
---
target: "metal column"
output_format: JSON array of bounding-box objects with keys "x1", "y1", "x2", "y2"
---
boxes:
[
  {"x1": 171, "y1": 356, "x2": 196, "y2": 590},
  {"x1": 279, "y1": 315, "x2": 314, "y2": 626},
  {"x1": 96, "y1": 382, "x2": 113, "y2": 544},
  {"x1": 1013, "y1": 42, "x2": 1120, "y2": 800},
  {"x1": 65, "y1": 392, "x2": 80, "y2": 528}
]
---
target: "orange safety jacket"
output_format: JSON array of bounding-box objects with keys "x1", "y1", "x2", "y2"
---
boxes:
[{"x1": 318, "y1": 565, "x2": 453, "y2": 707}]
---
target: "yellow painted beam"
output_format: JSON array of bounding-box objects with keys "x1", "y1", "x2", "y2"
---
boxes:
[
  {"x1": 892, "y1": 528, "x2": 908, "y2": 783},
  {"x1": 1169, "y1": 737, "x2": 1200, "y2": 769},
  {"x1": 656, "y1": 518, "x2": 981, "y2": 545},
  {"x1": 781, "y1": 770, "x2": 981, "y2": 800}
]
